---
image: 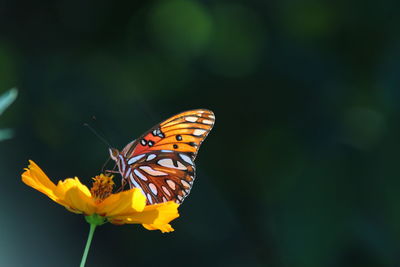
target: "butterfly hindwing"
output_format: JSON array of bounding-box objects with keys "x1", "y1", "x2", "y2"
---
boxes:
[{"x1": 126, "y1": 151, "x2": 195, "y2": 204}]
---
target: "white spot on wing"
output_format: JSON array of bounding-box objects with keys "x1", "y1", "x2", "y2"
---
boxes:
[
  {"x1": 177, "y1": 195, "x2": 183, "y2": 201},
  {"x1": 208, "y1": 114, "x2": 215, "y2": 119},
  {"x1": 139, "y1": 166, "x2": 168, "y2": 176},
  {"x1": 166, "y1": 179, "x2": 176, "y2": 190},
  {"x1": 147, "y1": 193, "x2": 153, "y2": 204},
  {"x1": 130, "y1": 174, "x2": 140, "y2": 188},
  {"x1": 179, "y1": 153, "x2": 194, "y2": 165},
  {"x1": 125, "y1": 168, "x2": 131, "y2": 178},
  {"x1": 149, "y1": 183, "x2": 157, "y2": 195},
  {"x1": 158, "y1": 158, "x2": 187, "y2": 170},
  {"x1": 193, "y1": 129, "x2": 207, "y2": 136},
  {"x1": 162, "y1": 186, "x2": 171, "y2": 197},
  {"x1": 185, "y1": 116, "x2": 198, "y2": 122},
  {"x1": 133, "y1": 169, "x2": 148, "y2": 181},
  {"x1": 146, "y1": 154, "x2": 156, "y2": 161},
  {"x1": 162, "y1": 196, "x2": 168, "y2": 202},
  {"x1": 130, "y1": 174, "x2": 145, "y2": 196},
  {"x1": 161, "y1": 150, "x2": 174, "y2": 153},
  {"x1": 181, "y1": 179, "x2": 191, "y2": 188},
  {"x1": 127, "y1": 154, "x2": 145, "y2": 165},
  {"x1": 202, "y1": 119, "x2": 213, "y2": 125}
]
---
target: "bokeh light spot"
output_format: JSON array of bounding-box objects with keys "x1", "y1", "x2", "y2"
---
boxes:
[
  {"x1": 148, "y1": 0, "x2": 212, "y2": 58},
  {"x1": 205, "y1": 3, "x2": 267, "y2": 77},
  {"x1": 279, "y1": 0, "x2": 335, "y2": 40}
]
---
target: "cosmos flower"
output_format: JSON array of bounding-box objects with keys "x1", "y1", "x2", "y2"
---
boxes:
[{"x1": 21, "y1": 160, "x2": 179, "y2": 233}]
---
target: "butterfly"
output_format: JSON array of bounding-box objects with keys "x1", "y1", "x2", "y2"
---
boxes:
[{"x1": 109, "y1": 109, "x2": 215, "y2": 205}]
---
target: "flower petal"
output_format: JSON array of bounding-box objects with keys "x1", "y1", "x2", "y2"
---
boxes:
[
  {"x1": 54, "y1": 177, "x2": 96, "y2": 215},
  {"x1": 22, "y1": 161, "x2": 180, "y2": 233},
  {"x1": 22, "y1": 161, "x2": 96, "y2": 215},
  {"x1": 22, "y1": 160, "x2": 57, "y2": 201},
  {"x1": 109, "y1": 201, "x2": 180, "y2": 233},
  {"x1": 142, "y1": 223, "x2": 175, "y2": 233},
  {"x1": 97, "y1": 188, "x2": 146, "y2": 217}
]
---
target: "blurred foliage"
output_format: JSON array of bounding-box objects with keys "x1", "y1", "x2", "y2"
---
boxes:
[
  {"x1": 0, "y1": 88, "x2": 17, "y2": 141},
  {"x1": 1, "y1": 0, "x2": 400, "y2": 266}
]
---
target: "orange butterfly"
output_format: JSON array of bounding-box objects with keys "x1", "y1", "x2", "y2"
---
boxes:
[{"x1": 109, "y1": 109, "x2": 215, "y2": 204}]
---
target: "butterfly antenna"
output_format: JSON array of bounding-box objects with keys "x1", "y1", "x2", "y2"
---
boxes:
[
  {"x1": 83, "y1": 122, "x2": 113, "y2": 148},
  {"x1": 101, "y1": 157, "x2": 111, "y2": 173}
]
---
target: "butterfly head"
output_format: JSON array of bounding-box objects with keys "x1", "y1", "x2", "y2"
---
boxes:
[{"x1": 109, "y1": 147, "x2": 120, "y2": 162}]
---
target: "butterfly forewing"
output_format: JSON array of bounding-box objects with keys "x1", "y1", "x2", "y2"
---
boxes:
[{"x1": 114, "y1": 109, "x2": 214, "y2": 204}]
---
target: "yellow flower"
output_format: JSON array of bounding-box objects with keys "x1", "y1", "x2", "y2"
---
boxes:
[{"x1": 21, "y1": 160, "x2": 179, "y2": 233}]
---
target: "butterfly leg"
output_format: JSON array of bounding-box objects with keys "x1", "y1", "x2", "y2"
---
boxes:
[
  {"x1": 115, "y1": 178, "x2": 127, "y2": 193},
  {"x1": 105, "y1": 170, "x2": 119, "y2": 173}
]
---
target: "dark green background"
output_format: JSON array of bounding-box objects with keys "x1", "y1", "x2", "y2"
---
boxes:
[{"x1": 1, "y1": 0, "x2": 400, "y2": 266}]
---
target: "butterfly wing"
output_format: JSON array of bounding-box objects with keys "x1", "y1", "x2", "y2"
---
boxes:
[
  {"x1": 122, "y1": 109, "x2": 215, "y2": 159},
  {"x1": 119, "y1": 109, "x2": 215, "y2": 204},
  {"x1": 123, "y1": 151, "x2": 196, "y2": 204}
]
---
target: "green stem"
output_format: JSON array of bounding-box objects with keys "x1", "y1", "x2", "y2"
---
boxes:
[{"x1": 80, "y1": 223, "x2": 96, "y2": 267}]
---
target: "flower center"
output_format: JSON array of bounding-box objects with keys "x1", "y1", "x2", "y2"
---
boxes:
[{"x1": 90, "y1": 174, "x2": 115, "y2": 202}]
